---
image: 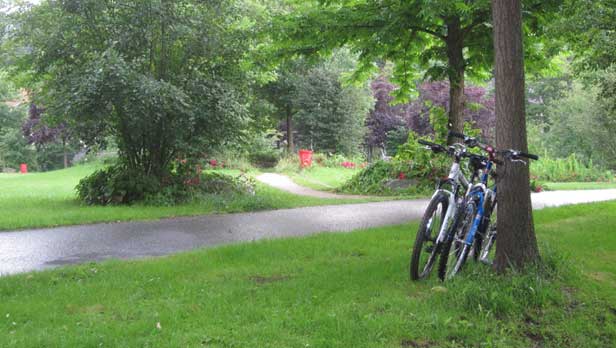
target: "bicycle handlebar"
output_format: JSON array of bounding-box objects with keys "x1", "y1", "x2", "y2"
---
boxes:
[
  {"x1": 519, "y1": 152, "x2": 539, "y2": 161},
  {"x1": 448, "y1": 131, "x2": 539, "y2": 162}
]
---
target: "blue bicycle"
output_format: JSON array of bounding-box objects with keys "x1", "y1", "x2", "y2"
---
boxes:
[{"x1": 438, "y1": 132, "x2": 538, "y2": 280}]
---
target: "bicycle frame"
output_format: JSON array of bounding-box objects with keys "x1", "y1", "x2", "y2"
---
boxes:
[
  {"x1": 462, "y1": 161, "x2": 496, "y2": 246},
  {"x1": 433, "y1": 161, "x2": 470, "y2": 245}
]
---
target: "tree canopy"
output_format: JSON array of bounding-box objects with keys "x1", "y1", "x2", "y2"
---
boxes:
[{"x1": 273, "y1": 0, "x2": 560, "y2": 141}]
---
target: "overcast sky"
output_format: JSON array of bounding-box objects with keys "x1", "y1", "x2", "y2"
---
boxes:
[{"x1": 1, "y1": 0, "x2": 41, "y2": 14}]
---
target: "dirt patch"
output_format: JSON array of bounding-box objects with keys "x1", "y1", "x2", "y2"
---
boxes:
[
  {"x1": 524, "y1": 330, "x2": 544, "y2": 347},
  {"x1": 400, "y1": 339, "x2": 434, "y2": 347},
  {"x1": 249, "y1": 274, "x2": 290, "y2": 284}
]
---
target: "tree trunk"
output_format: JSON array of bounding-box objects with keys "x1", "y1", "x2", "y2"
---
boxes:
[
  {"x1": 446, "y1": 17, "x2": 466, "y2": 144},
  {"x1": 62, "y1": 138, "x2": 68, "y2": 169},
  {"x1": 286, "y1": 105, "x2": 294, "y2": 153},
  {"x1": 492, "y1": 0, "x2": 540, "y2": 272}
]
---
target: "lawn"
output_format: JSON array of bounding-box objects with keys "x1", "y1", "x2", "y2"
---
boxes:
[
  {"x1": 1, "y1": 201, "x2": 615, "y2": 347},
  {"x1": 546, "y1": 181, "x2": 616, "y2": 191},
  {"x1": 287, "y1": 166, "x2": 360, "y2": 191},
  {"x1": 0, "y1": 164, "x2": 378, "y2": 231}
]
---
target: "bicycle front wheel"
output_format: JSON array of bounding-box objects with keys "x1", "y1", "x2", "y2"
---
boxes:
[
  {"x1": 438, "y1": 200, "x2": 476, "y2": 280},
  {"x1": 410, "y1": 191, "x2": 448, "y2": 280}
]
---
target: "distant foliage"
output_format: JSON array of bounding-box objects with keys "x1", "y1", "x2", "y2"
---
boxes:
[
  {"x1": 365, "y1": 76, "x2": 496, "y2": 155},
  {"x1": 21, "y1": 104, "x2": 66, "y2": 146},
  {"x1": 293, "y1": 52, "x2": 373, "y2": 155},
  {"x1": 531, "y1": 154, "x2": 614, "y2": 183},
  {"x1": 407, "y1": 81, "x2": 496, "y2": 142},
  {"x1": 364, "y1": 76, "x2": 406, "y2": 150}
]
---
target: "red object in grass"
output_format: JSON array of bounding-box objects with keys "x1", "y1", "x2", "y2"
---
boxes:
[
  {"x1": 299, "y1": 150, "x2": 313, "y2": 168},
  {"x1": 20, "y1": 163, "x2": 28, "y2": 174},
  {"x1": 341, "y1": 161, "x2": 356, "y2": 169},
  {"x1": 209, "y1": 159, "x2": 218, "y2": 167},
  {"x1": 398, "y1": 172, "x2": 406, "y2": 180}
]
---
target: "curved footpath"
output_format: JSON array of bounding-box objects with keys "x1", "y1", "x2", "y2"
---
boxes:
[
  {"x1": 1, "y1": 189, "x2": 616, "y2": 275},
  {"x1": 256, "y1": 173, "x2": 368, "y2": 199}
]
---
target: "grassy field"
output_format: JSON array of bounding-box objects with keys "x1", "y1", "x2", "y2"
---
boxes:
[
  {"x1": 546, "y1": 181, "x2": 616, "y2": 191},
  {"x1": 287, "y1": 166, "x2": 359, "y2": 191},
  {"x1": 1, "y1": 201, "x2": 615, "y2": 347},
  {"x1": 0, "y1": 165, "x2": 376, "y2": 231}
]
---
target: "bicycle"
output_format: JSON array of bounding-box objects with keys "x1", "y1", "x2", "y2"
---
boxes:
[
  {"x1": 438, "y1": 131, "x2": 538, "y2": 280},
  {"x1": 409, "y1": 139, "x2": 479, "y2": 280}
]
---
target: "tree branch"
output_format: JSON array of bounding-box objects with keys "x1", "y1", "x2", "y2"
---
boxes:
[{"x1": 410, "y1": 26, "x2": 446, "y2": 40}]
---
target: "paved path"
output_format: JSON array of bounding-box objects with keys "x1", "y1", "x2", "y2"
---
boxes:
[
  {"x1": 256, "y1": 173, "x2": 367, "y2": 199},
  {"x1": 1, "y1": 189, "x2": 616, "y2": 275}
]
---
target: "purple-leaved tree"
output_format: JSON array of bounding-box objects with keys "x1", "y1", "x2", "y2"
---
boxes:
[
  {"x1": 22, "y1": 103, "x2": 72, "y2": 168},
  {"x1": 365, "y1": 76, "x2": 496, "y2": 154}
]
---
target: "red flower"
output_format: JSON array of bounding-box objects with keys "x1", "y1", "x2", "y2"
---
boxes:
[
  {"x1": 209, "y1": 159, "x2": 218, "y2": 167},
  {"x1": 398, "y1": 172, "x2": 406, "y2": 180}
]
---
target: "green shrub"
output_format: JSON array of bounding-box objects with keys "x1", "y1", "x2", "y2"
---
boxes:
[
  {"x1": 340, "y1": 130, "x2": 450, "y2": 195},
  {"x1": 76, "y1": 164, "x2": 161, "y2": 205},
  {"x1": 339, "y1": 160, "x2": 441, "y2": 195},
  {"x1": 249, "y1": 151, "x2": 280, "y2": 168},
  {"x1": 274, "y1": 155, "x2": 301, "y2": 173},
  {"x1": 199, "y1": 172, "x2": 256, "y2": 195},
  {"x1": 77, "y1": 162, "x2": 256, "y2": 206}
]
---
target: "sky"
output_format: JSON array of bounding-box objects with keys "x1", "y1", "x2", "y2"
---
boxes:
[{"x1": 1, "y1": 0, "x2": 40, "y2": 14}]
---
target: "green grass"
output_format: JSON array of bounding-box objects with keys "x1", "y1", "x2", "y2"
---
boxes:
[
  {"x1": 1, "y1": 201, "x2": 615, "y2": 347},
  {"x1": 287, "y1": 166, "x2": 360, "y2": 191},
  {"x1": 0, "y1": 165, "x2": 378, "y2": 231},
  {"x1": 546, "y1": 181, "x2": 616, "y2": 191}
]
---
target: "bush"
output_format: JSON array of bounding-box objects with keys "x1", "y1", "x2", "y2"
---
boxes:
[
  {"x1": 77, "y1": 162, "x2": 256, "y2": 206},
  {"x1": 339, "y1": 160, "x2": 441, "y2": 195},
  {"x1": 76, "y1": 164, "x2": 161, "y2": 205},
  {"x1": 199, "y1": 172, "x2": 255, "y2": 196},
  {"x1": 249, "y1": 151, "x2": 280, "y2": 168}
]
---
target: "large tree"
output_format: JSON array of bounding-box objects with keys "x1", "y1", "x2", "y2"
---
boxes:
[
  {"x1": 292, "y1": 53, "x2": 373, "y2": 155},
  {"x1": 274, "y1": 0, "x2": 558, "y2": 143},
  {"x1": 493, "y1": 0, "x2": 539, "y2": 272},
  {"x1": 9, "y1": 0, "x2": 254, "y2": 180},
  {"x1": 261, "y1": 59, "x2": 307, "y2": 153}
]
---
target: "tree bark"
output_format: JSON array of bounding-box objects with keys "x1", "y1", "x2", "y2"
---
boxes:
[
  {"x1": 62, "y1": 138, "x2": 68, "y2": 169},
  {"x1": 492, "y1": 0, "x2": 540, "y2": 272},
  {"x1": 446, "y1": 17, "x2": 466, "y2": 144},
  {"x1": 286, "y1": 105, "x2": 294, "y2": 153}
]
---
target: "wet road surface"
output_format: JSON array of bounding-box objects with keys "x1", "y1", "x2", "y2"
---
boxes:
[{"x1": 1, "y1": 189, "x2": 615, "y2": 275}]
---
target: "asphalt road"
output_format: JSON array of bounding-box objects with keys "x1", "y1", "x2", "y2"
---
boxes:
[{"x1": 1, "y1": 189, "x2": 615, "y2": 275}]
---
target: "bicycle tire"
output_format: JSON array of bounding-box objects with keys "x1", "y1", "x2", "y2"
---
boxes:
[
  {"x1": 438, "y1": 200, "x2": 476, "y2": 280},
  {"x1": 410, "y1": 191, "x2": 448, "y2": 280}
]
